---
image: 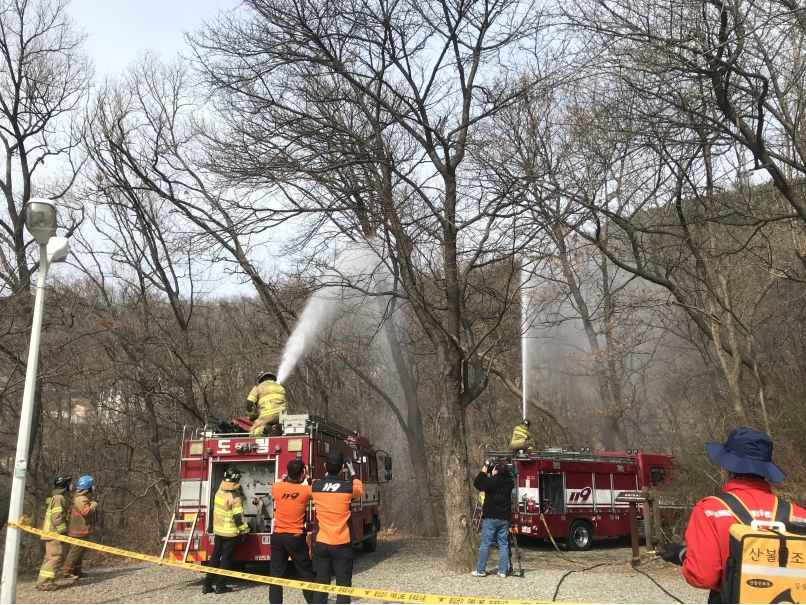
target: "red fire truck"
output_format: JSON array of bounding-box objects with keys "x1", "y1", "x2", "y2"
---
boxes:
[
  {"x1": 161, "y1": 414, "x2": 391, "y2": 563},
  {"x1": 482, "y1": 448, "x2": 675, "y2": 551}
]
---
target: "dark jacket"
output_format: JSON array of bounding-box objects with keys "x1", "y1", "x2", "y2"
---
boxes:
[{"x1": 474, "y1": 471, "x2": 514, "y2": 521}]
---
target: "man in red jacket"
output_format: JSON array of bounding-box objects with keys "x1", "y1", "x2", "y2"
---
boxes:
[{"x1": 659, "y1": 427, "x2": 806, "y2": 604}]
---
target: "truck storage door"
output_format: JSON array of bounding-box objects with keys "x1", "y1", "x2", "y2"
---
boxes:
[
  {"x1": 595, "y1": 473, "x2": 613, "y2": 513},
  {"x1": 539, "y1": 473, "x2": 565, "y2": 514},
  {"x1": 612, "y1": 471, "x2": 639, "y2": 514}
]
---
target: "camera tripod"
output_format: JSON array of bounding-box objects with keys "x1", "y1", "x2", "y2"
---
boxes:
[{"x1": 507, "y1": 525, "x2": 524, "y2": 578}]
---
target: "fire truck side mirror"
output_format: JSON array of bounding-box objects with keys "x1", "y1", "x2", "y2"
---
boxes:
[{"x1": 384, "y1": 456, "x2": 392, "y2": 481}]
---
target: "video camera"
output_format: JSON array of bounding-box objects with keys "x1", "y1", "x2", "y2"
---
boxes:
[{"x1": 485, "y1": 457, "x2": 519, "y2": 478}]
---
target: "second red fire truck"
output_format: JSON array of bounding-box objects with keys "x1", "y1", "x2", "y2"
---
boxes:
[
  {"x1": 481, "y1": 447, "x2": 676, "y2": 550},
  {"x1": 162, "y1": 413, "x2": 391, "y2": 563}
]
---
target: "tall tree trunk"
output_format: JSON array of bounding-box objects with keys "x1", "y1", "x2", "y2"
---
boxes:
[{"x1": 439, "y1": 350, "x2": 476, "y2": 571}]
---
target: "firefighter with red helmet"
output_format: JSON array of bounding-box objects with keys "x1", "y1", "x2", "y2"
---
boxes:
[
  {"x1": 247, "y1": 371, "x2": 287, "y2": 436},
  {"x1": 509, "y1": 419, "x2": 535, "y2": 454},
  {"x1": 63, "y1": 475, "x2": 98, "y2": 580},
  {"x1": 203, "y1": 466, "x2": 250, "y2": 595},
  {"x1": 36, "y1": 473, "x2": 72, "y2": 591},
  {"x1": 658, "y1": 427, "x2": 806, "y2": 604}
]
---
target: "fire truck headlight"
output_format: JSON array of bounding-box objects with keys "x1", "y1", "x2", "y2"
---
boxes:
[{"x1": 287, "y1": 439, "x2": 303, "y2": 452}]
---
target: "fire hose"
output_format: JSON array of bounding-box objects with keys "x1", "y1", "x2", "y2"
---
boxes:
[{"x1": 539, "y1": 512, "x2": 684, "y2": 603}]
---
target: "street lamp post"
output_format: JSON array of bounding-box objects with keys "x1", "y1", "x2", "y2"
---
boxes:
[{"x1": 0, "y1": 199, "x2": 69, "y2": 604}]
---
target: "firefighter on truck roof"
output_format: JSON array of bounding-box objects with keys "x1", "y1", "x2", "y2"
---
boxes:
[
  {"x1": 270, "y1": 459, "x2": 315, "y2": 604},
  {"x1": 203, "y1": 466, "x2": 250, "y2": 595},
  {"x1": 36, "y1": 473, "x2": 72, "y2": 591},
  {"x1": 247, "y1": 371, "x2": 287, "y2": 436},
  {"x1": 658, "y1": 427, "x2": 806, "y2": 604},
  {"x1": 311, "y1": 450, "x2": 364, "y2": 604},
  {"x1": 509, "y1": 418, "x2": 535, "y2": 454},
  {"x1": 63, "y1": 475, "x2": 98, "y2": 580}
]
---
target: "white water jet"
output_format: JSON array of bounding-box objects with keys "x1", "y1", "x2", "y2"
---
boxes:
[
  {"x1": 522, "y1": 264, "x2": 530, "y2": 421},
  {"x1": 275, "y1": 245, "x2": 386, "y2": 384},
  {"x1": 275, "y1": 290, "x2": 338, "y2": 384}
]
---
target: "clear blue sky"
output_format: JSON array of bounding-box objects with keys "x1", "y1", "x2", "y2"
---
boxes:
[{"x1": 67, "y1": 0, "x2": 237, "y2": 77}]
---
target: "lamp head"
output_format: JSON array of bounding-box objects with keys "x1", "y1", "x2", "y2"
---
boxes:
[
  {"x1": 25, "y1": 198, "x2": 57, "y2": 245},
  {"x1": 46, "y1": 236, "x2": 70, "y2": 263}
]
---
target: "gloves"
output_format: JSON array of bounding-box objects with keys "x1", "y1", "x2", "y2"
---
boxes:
[
  {"x1": 344, "y1": 459, "x2": 355, "y2": 476},
  {"x1": 658, "y1": 542, "x2": 686, "y2": 566}
]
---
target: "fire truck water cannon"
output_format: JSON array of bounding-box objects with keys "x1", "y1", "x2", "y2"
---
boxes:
[{"x1": 161, "y1": 413, "x2": 391, "y2": 564}]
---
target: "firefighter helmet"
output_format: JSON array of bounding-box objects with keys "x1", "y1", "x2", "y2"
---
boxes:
[
  {"x1": 522, "y1": 419, "x2": 531, "y2": 428},
  {"x1": 76, "y1": 475, "x2": 94, "y2": 490},
  {"x1": 257, "y1": 371, "x2": 277, "y2": 383},
  {"x1": 54, "y1": 473, "x2": 72, "y2": 489},
  {"x1": 223, "y1": 467, "x2": 241, "y2": 483}
]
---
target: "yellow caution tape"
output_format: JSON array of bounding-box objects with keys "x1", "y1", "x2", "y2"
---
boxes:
[{"x1": 10, "y1": 519, "x2": 580, "y2": 604}]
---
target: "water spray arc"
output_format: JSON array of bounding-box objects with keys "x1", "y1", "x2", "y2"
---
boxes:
[
  {"x1": 521, "y1": 264, "x2": 530, "y2": 422},
  {"x1": 275, "y1": 246, "x2": 389, "y2": 384}
]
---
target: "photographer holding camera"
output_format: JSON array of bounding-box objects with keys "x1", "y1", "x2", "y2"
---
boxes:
[
  {"x1": 310, "y1": 450, "x2": 364, "y2": 604},
  {"x1": 471, "y1": 461, "x2": 514, "y2": 578}
]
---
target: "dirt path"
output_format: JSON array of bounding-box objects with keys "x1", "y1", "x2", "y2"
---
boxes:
[{"x1": 17, "y1": 536, "x2": 708, "y2": 603}]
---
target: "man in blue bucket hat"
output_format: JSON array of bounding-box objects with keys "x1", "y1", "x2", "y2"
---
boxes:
[{"x1": 658, "y1": 427, "x2": 806, "y2": 603}]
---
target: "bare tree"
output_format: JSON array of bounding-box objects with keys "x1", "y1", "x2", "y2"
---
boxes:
[
  {"x1": 189, "y1": 0, "x2": 556, "y2": 568},
  {"x1": 0, "y1": 0, "x2": 89, "y2": 526},
  {"x1": 570, "y1": 0, "x2": 806, "y2": 256}
]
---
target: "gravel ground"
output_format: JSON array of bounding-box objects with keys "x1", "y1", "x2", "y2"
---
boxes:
[{"x1": 17, "y1": 536, "x2": 708, "y2": 604}]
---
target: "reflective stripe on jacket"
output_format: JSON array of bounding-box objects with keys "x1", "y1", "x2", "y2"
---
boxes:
[
  {"x1": 682, "y1": 477, "x2": 806, "y2": 592},
  {"x1": 510, "y1": 425, "x2": 534, "y2": 448},
  {"x1": 68, "y1": 490, "x2": 97, "y2": 537},
  {"x1": 41, "y1": 489, "x2": 69, "y2": 540},
  {"x1": 247, "y1": 381, "x2": 287, "y2": 417},
  {"x1": 213, "y1": 481, "x2": 249, "y2": 537}
]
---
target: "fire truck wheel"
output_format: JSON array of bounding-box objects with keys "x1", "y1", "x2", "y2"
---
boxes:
[
  {"x1": 567, "y1": 519, "x2": 594, "y2": 551},
  {"x1": 362, "y1": 519, "x2": 378, "y2": 553}
]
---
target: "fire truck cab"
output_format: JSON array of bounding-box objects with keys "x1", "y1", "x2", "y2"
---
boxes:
[
  {"x1": 162, "y1": 413, "x2": 390, "y2": 563},
  {"x1": 483, "y1": 448, "x2": 674, "y2": 551}
]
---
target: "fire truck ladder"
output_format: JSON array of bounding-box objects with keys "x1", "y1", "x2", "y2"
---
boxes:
[
  {"x1": 305, "y1": 415, "x2": 360, "y2": 442},
  {"x1": 160, "y1": 425, "x2": 207, "y2": 562}
]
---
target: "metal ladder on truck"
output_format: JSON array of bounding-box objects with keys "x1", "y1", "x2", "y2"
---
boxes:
[{"x1": 160, "y1": 425, "x2": 207, "y2": 563}]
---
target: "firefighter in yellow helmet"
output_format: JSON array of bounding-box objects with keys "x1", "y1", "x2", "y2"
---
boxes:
[
  {"x1": 202, "y1": 467, "x2": 250, "y2": 594},
  {"x1": 36, "y1": 474, "x2": 72, "y2": 591},
  {"x1": 510, "y1": 419, "x2": 535, "y2": 455},
  {"x1": 247, "y1": 371, "x2": 287, "y2": 437}
]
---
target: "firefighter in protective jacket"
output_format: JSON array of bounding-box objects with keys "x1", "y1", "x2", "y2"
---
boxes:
[
  {"x1": 657, "y1": 427, "x2": 806, "y2": 604},
  {"x1": 509, "y1": 419, "x2": 535, "y2": 453},
  {"x1": 247, "y1": 371, "x2": 287, "y2": 436},
  {"x1": 63, "y1": 475, "x2": 98, "y2": 579},
  {"x1": 36, "y1": 474, "x2": 72, "y2": 591},
  {"x1": 203, "y1": 467, "x2": 250, "y2": 594}
]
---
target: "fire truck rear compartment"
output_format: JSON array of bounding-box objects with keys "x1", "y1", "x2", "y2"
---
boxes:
[{"x1": 207, "y1": 461, "x2": 277, "y2": 534}]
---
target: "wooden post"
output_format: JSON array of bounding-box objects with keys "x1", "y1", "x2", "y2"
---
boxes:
[
  {"x1": 629, "y1": 501, "x2": 640, "y2": 567},
  {"x1": 616, "y1": 490, "x2": 647, "y2": 567}
]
